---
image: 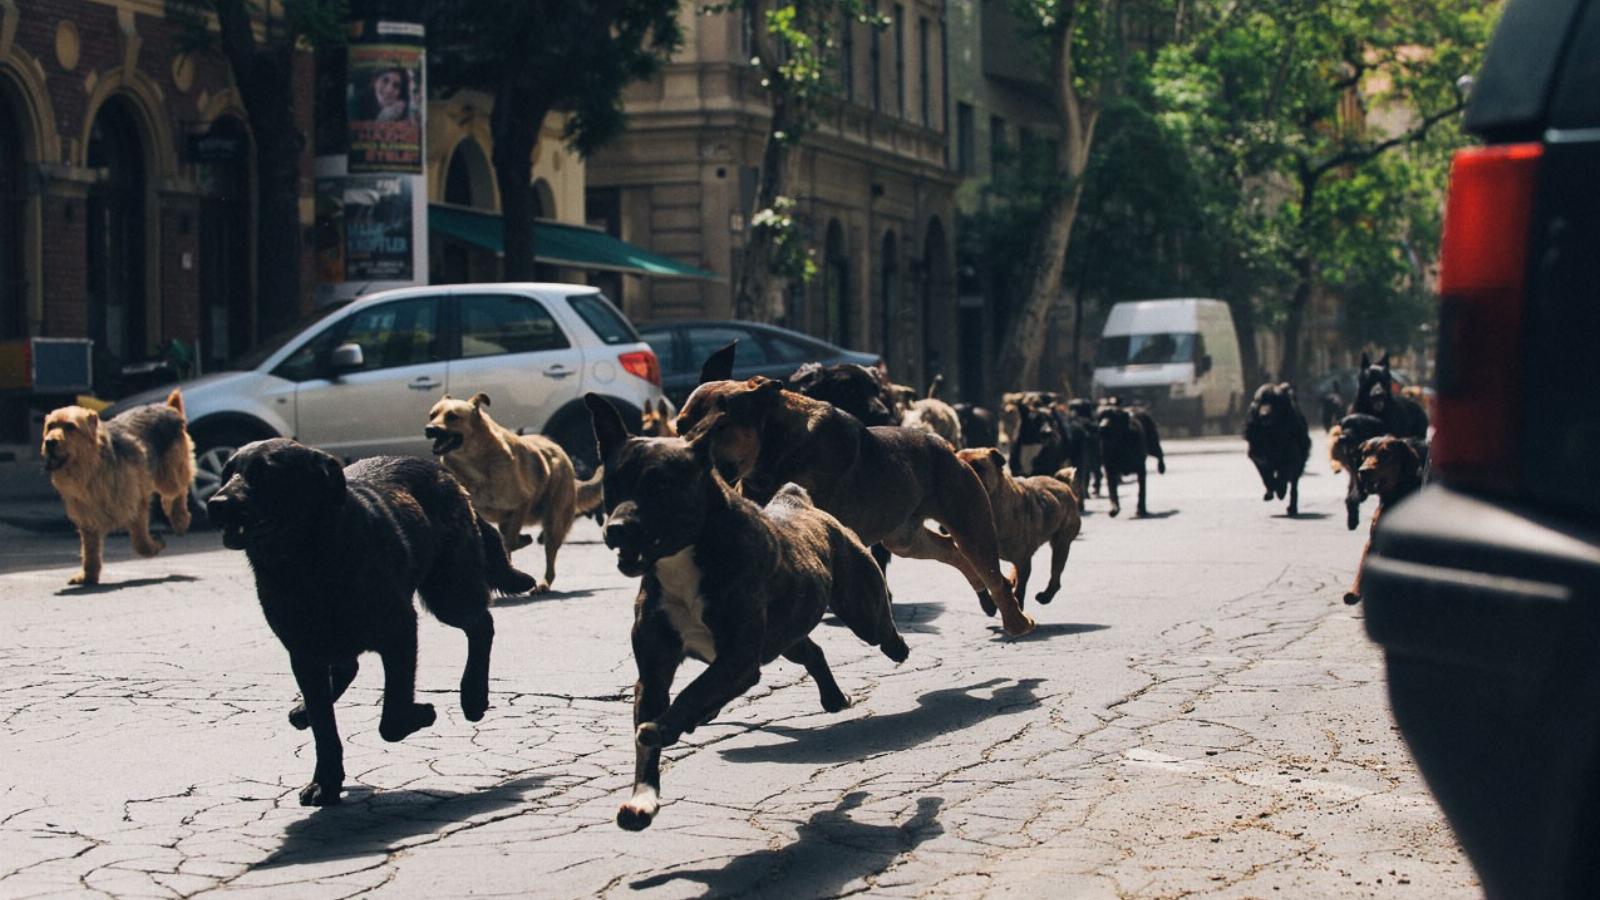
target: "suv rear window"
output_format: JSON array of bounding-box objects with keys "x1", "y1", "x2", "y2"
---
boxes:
[{"x1": 568, "y1": 292, "x2": 639, "y2": 345}]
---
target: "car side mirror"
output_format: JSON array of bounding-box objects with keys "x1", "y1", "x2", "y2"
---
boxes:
[
  {"x1": 1197, "y1": 354, "x2": 1213, "y2": 377},
  {"x1": 330, "y1": 342, "x2": 365, "y2": 375}
]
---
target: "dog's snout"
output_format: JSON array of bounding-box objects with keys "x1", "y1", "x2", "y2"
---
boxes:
[
  {"x1": 424, "y1": 425, "x2": 446, "y2": 439},
  {"x1": 603, "y1": 518, "x2": 639, "y2": 550}
]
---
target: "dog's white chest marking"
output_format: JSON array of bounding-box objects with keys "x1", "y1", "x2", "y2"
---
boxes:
[
  {"x1": 654, "y1": 548, "x2": 717, "y2": 662},
  {"x1": 1018, "y1": 443, "x2": 1042, "y2": 475}
]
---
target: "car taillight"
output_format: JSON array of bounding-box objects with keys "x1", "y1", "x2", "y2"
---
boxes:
[
  {"x1": 618, "y1": 350, "x2": 661, "y2": 386},
  {"x1": 1432, "y1": 142, "x2": 1542, "y2": 492}
]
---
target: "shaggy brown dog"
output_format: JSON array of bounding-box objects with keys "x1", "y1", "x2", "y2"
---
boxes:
[
  {"x1": 424, "y1": 393, "x2": 598, "y2": 591},
  {"x1": 1344, "y1": 436, "x2": 1426, "y2": 605},
  {"x1": 678, "y1": 376, "x2": 1036, "y2": 636},
  {"x1": 41, "y1": 390, "x2": 194, "y2": 585},
  {"x1": 639, "y1": 398, "x2": 677, "y2": 437},
  {"x1": 958, "y1": 449, "x2": 1082, "y2": 606}
]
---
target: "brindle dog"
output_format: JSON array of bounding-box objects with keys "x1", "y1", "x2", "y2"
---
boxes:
[
  {"x1": 677, "y1": 372, "x2": 1037, "y2": 636},
  {"x1": 587, "y1": 394, "x2": 907, "y2": 831}
]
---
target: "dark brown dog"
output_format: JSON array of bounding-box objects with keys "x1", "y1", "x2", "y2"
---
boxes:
[
  {"x1": 677, "y1": 376, "x2": 1036, "y2": 636},
  {"x1": 1344, "y1": 436, "x2": 1427, "y2": 605},
  {"x1": 958, "y1": 449, "x2": 1082, "y2": 606},
  {"x1": 1328, "y1": 412, "x2": 1386, "y2": 530},
  {"x1": 587, "y1": 395, "x2": 907, "y2": 831},
  {"x1": 41, "y1": 390, "x2": 194, "y2": 585}
]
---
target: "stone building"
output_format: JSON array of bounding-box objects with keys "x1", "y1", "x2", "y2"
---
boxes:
[{"x1": 589, "y1": 2, "x2": 959, "y2": 392}]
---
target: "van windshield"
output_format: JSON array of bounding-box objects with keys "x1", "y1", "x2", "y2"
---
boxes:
[{"x1": 1097, "y1": 332, "x2": 1197, "y2": 367}]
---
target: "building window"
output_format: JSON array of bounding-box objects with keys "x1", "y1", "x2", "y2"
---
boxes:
[
  {"x1": 869, "y1": 1, "x2": 882, "y2": 112},
  {"x1": 990, "y1": 114, "x2": 1007, "y2": 175},
  {"x1": 918, "y1": 17, "x2": 930, "y2": 126},
  {"x1": 841, "y1": 12, "x2": 855, "y2": 102},
  {"x1": 956, "y1": 103, "x2": 975, "y2": 174},
  {"x1": 894, "y1": 4, "x2": 906, "y2": 118}
]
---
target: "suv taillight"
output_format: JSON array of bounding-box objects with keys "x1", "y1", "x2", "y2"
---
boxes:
[
  {"x1": 1432, "y1": 142, "x2": 1542, "y2": 492},
  {"x1": 618, "y1": 350, "x2": 661, "y2": 386}
]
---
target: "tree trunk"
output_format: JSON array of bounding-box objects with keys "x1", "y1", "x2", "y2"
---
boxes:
[
  {"x1": 1280, "y1": 254, "x2": 1313, "y2": 385},
  {"x1": 491, "y1": 86, "x2": 551, "y2": 281},
  {"x1": 1227, "y1": 296, "x2": 1262, "y2": 388},
  {"x1": 733, "y1": 99, "x2": 794, "y2": 322}
]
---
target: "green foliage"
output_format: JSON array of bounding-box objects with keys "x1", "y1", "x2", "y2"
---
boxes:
[
  {"x1": 752, "y1": 196, "x2": 818, "y2": 282},
  {"x1": 166, "y1": 0, "x2": 349, "y2": 54}
]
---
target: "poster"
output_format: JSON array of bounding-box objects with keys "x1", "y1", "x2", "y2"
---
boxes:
[
  {"x1": 318, "y1": 176, "x2": 415, "y2": 282},
  {"x1": 346, "y1": 20, "x2": 425, "y2": 173}
]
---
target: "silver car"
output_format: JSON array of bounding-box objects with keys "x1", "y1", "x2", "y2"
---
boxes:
[{"x1": 108, "y1": 284, "x2": 663, "y2": 504}]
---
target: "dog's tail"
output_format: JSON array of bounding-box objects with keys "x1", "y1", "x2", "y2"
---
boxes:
[
  {"x1": 165, "y1": 388, "x2": 186, "y2": 418},
  {"x1": 574, "y1": 466, "x2": 604, "y2": 517},
  {"x1": 926, "y1": 374, "x2": 944, "y2": 399},
  {"x1": 478, "y1": 513, "x2": 538, "y2": 595}
]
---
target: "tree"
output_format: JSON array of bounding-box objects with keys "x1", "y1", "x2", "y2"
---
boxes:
[
  {"x1": 712, "y1": 1, "x2": 881, "y2": 322},
  {"x1": 169, "y1": 0, "x2": 346, "y2": 336},
  {"x1": 991, "y1": 0, "x2": 1122, "y2": 395},
  {"x1": 425, "y1": 1, "x2": 683, "y2": 280},
  {"x1": 1152, "y1": 0, "x2": 1495, "y2": 382}
]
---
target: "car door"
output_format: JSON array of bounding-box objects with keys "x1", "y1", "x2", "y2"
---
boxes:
[
  {"x1": 293, "y1": 295, "x2": 447, "y2": 459},
  {"x1": 446, "y1": 292, "x2": 585, "y2": 434}
]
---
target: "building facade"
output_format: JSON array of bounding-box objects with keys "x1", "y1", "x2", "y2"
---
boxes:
[{"x1": 588, "y1": 2, "x2": 959, "y2": 392}]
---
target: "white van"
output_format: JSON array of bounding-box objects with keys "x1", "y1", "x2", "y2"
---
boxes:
[{"x1": 1091, "y1": 298, "x2": 1245, "y2": 434}]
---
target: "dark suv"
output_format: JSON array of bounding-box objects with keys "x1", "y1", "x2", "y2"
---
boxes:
[{"x1": 1362, "y1": 1, "x2": 1600, "y2": 897}]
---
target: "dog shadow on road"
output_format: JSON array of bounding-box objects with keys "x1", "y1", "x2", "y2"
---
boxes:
[
  {"x1": 252, "y1": 773, "x2": 554, "y2": 870},
  {"x1": 54, "y1": 573, "x2": 199, "y2": 596},
  {"x1": 1273, "y1": 511, "x2": 1331, "y2": 521},
  {"x1": 630, "y1": 791, "x2": 943, "y2": 896},
  {"x1": 720, "y1": 678, "x2": 1045, "y2": 766},
  {"x1": 987, "y1": 621, "x2": 1109, "y2": 643},
  {"x1": 822, "y1": 600, "x2": 946, "y2": 636},
  {"x1": 1131, "y1": 509, "x2": 1180, "y2": 520},
  {"x1": 491, "y1": 587, "x2": 598, "y2": 609}
]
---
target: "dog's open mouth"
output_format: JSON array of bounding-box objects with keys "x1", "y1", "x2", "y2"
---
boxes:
[{"x1": 429, "y1": 431, "x2": 463, "y2": 456}]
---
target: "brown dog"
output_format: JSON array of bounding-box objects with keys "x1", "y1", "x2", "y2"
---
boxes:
[
  {"x1": 639, "y1": 398, "x2": 677, "y2": 437},
  {"x1": 425, "y1": 393, "x2": 597, "y2": 592},
  {"x1": 678, "y1": 375, "x2": 1036, "y2": 636},
  {"x1": 1344, "y1": 436, "x2": 1427, "y2": 605},
  {"x1": 958, "y1": 449, "x2": 1082, "y2": 606},
  {"x1": 41, "y1": 390, "x2": 194, "y2": 585}
]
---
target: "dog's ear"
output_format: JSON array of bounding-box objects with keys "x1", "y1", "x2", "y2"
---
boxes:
[
  {"x1": 313, "y1": 450, "x2": 346, "y2": 500},
  {"x1": 698, "y1": 340, "x2": 738, "y2": 386},
  {"x1": 470, "y1": 392, "x2": 491, "y2": 410},
  {"x1": 988, "y1": 448, "x2": 1005, "y2": 471},
  {"x1": 585, "y1": 393, "x2": 629, "y2": 462}
]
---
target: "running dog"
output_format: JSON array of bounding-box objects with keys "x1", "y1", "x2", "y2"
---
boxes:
[
  {"x1": 787, "y1": 360, "x2": 900, "y2": 426},
  {"x1": 1344, "y1": 435, "x2": 1427, "y2": 605},
  {"x1": 1097, "y1": 403, "x2": 1166, "y2": 517},
  {"x1": 677, "y1": 375, "x2": 1036, "y2": 636},
  {"x1": 41, "y1": 390, "x2": 194, "y2": 585},
  {"x1": 1243, "y1": 383, "x2": 1312, "y2": 516},
  {"x1": 958, "y1": 448, "x2": 1081, "y2": 607},
  {"x1": 1066, "y1": 398, "x2": 1103, "y2": 497},
  {"x1": 901, "y1": 376, "x2": 964, "y2": 447},
  {"x1": 1329, "y1": 412, "x2": 1387, "y2": 530},
  {"x1": 206, "y1": 439, "x2": 537, "y2": 806},
  {"x1": 639, "y1": 398, "x2": 678, "y2": 437},
  {"x1": 952, "y1": 402, "x2": 1000, "y2": 449},
  {"x1": 586, "y1": 395, "x2": 908, "y2": 831},
  {"x1": 1353, "y1": 353, "x2": 1429, "y2": 439},
  {"x1": 1009, "y1": 401, "x2": 1092, "y2": 509},
  {"x1": 425, "y1": 393, "x2": 598, "y2": 591}
]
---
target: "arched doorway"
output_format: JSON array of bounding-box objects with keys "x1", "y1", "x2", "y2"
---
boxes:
[
  {"x1": 531, "y1": 178, "x2": 560, "y2": 282},
  {"x1": 86, "y1": 96, "x2": 149, "y2": 375},
  {"x1": 922, "y1": 217, "x2": 952, "y2": 388},
  {"x1": 0, "y1": 85, "x2": 24, "y2": 341},
  {"x1": 879, "y1": 231, "x2": 899, "y2": 372},
  {"x1": 197, "y1": 116, "x2": 252, "y2": 369},
  {"x1": 436, "y1": 137, "x2": 496, "y2": 284},
  {"x1": 824, "y1": 220, "x2": 850, "y2": 348}
]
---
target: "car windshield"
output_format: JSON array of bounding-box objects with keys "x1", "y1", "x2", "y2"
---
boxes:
[
  {"x1": 228, "y1": 304, "x2": 347, "y2": 371},
  {"x1": 1097, "y1": 332, "x2": 1197, "y2": 367},
  {"x1": 567, "y1": 292, "x2": 639, "y2": 345}
]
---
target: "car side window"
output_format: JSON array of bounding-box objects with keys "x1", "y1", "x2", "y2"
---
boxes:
[
  {"x1": 763, "y1": 334, "x2": 819, "y2": 364},
  {"x1": 339, "y1": 298, "x2": 443, "y2": 372},
  {"x1": 686, "y1": 327, "x2": 768, "y2": 367},
  {"x1": 457, "y1": 294, "x2": 570, "y2": 358},
  {"x1": 272, "y1": 326, "x2": 342, "y2": 382}
]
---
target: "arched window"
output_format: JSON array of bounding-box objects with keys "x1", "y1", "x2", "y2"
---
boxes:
[
  {"x1": 824, "y1": 219, "x2": 850, "y2": 348},
  {"x1": 445, "y1": 138, "x2": 494, "y2": 209},
  {"x1": 86, "y1": 96, "x2": 149, "y2": 368}
]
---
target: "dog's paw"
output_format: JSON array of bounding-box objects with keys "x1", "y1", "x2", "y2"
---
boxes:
[
  {"x1": 1158, "y1": 460, "x2": 1167, "y2": 474},
  {"x1": 516, "y1": 533, "x2": 534, "y2": 549},
  {"x1": 1035, "y1": 590, "x2": 1056, "y2": 606},
  {"x1": 976, "y1": 590, "x2": 998, "y2": 617},
  {"x1": 617, "y1": 787, "x2": 660, "y2": 831},
  {"x1": 379, "y1": 703, "x2": 436, "y2": 742},
  {"x1": 1108, "y1": 506, "x2": 1121, "y2": 518},
  {"x1": 881, "y1": 634, "x2": 910, "y2": 664},
  {"x1": 1343, "y1": 591, "x2": 1362, "y2": 605},
  {"x1": 461, "y1": 681, "x2": 489, "y2": 722},
  {"x1": 820, "y1": 690, "x2": 852, "y2": 714},
  {"x1": 298, "y1": 780, "x2": 342, "y2": 806},
  {"x1": 68, "y1": 571, "x2": 96, "y2": 586},
  {"x1": 636, "y1": 722, "x2": 675, "y2": 748},
  {"x1": 288, "y1": 703, "x2": 310, "y2": 730},
  {"x1": 1263, "y1": 490, "x2": 1275, "y2": 502},
  {"x1": 1003, "y1": 613, "x2": 1038, "y2": 637}
]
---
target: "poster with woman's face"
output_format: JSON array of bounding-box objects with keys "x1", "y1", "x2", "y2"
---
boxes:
[{"x1": 347, "y1": 20, "x2": 424, "y2": 173}]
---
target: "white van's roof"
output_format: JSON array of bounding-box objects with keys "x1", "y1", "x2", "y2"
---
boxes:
[{"x1": 1102, "y1": 298, "x2": 1228, "y2": 336}]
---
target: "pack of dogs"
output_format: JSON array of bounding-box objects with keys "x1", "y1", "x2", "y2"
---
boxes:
[{"x1": 37, "y1": 339, "x2": 1426, "y2": 828}]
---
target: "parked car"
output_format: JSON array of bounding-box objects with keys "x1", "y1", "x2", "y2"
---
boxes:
[
  {"x1": 1090, "y1": 298, "x2": 1246, "y2": 434},
  {"x1": 1362, "y1": 1, "x2": 1600, "y2": 896},
  {"x1": 106, "y1": 284, "x2": 661, "y2": 505},
  {"x1": 637, "y1": 319, "x2": 880, "y2": 406}
]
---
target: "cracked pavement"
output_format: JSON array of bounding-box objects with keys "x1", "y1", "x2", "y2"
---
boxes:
[{"x1": 0, "y1": 437, "x2": 1477, "y2": 898}]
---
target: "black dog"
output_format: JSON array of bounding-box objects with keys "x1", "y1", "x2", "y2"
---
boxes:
[
  {"x1": 1066, "y1": 398, "x2": 1104, "y2": 497},
  {"x1": 951, "y1": 402, "x2": 1000, "y2": 449},
  {"x1": 207, "y1": 439, "x2": 536, "y2": 806},
  {"x1": 787, "y1": 361, "x2": 900, "y2": 426},
  {"x1": 1353, "y1": 352, "x2": 1428, "y2": 439},
  {"x1": 1330, "y1": 412, "x2": 1387, "y2": 530},
  {"x1": 1009, "y1": 404, "x2": 1092, "y2": 510},
  {"x1": 587, "y1": 394, "x2": 907, "y2": 831},
  {"x1": 1243, "y1": 383, "x2": 1312, "y2": 516},
  {"x1": 1097, "y1": 404, "x2": 1166, "y2": 517}
]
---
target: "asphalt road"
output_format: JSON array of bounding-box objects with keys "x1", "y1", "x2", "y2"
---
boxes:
[{"x1": 0, "y1": 436, "x2": 1478, "y2": 898}]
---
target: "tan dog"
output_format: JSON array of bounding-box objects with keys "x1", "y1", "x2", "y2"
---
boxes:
[
  {"x1": 41, "y1": 390, "x2": 195, "y2": 585},
  {"x1": 425, "y1": 393, "x2": 597, "y2": 592},
  {"x1": 639, "y1": 398, "x2": 677, "y2": 437},
  {"x1": 957, "y1": 448, "x2": 1081, "y2": 607}
]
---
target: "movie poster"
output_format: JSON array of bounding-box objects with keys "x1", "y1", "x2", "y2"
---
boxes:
[
  {"x1": 346, "y1": 20, "x2": 425, "y2": 173},
  {"x1": 318, "y1": 176, "x2": 415, "y2": 282}
]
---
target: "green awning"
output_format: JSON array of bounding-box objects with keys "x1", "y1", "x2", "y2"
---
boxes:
[{"x1": 428, "y1": 203, "x2": 720, "y2": 281}]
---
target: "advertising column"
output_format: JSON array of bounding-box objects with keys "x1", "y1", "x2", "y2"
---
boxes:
[{"x1": 315, "y1": 17, "x2": 428, "y2": 305}]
